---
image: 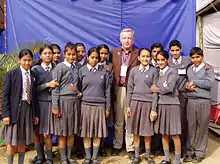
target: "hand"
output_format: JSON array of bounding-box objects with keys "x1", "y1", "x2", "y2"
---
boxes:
[
  {"x1": 47, "y1": 80, "x2": 59, "y2": 88},
  {"x1": 151, "y1": 84, "x2": 158, "y2": 93},
  {"x1": 150, "y1": 111, "x2": 157, "y2": 121},
  {"x1": 187, "y1": 81, "x2": 194, "y2": 87},
  {"x1": 77, "y1": 92, "x2": 83, "y2": 97},
  {"x1": 103, "y1": 65, "x2": 111, "y2": 71},
  {"x1": 34, "y1": 117, "x2": 39, "y2": 125},
  {"x1": 186, "y1": 82, "x2": 196, "y2": 92},
  {"x1": 52, "y1": 108, "x2": 59, "y2": 115},
  {"x1": 3, "y1": 117, "x2": 10, "y2": 125},
  {"x1": 106, "y1": 111, "x2": 110, "y2": 118},
  {"x1": 67, "y1": 84, "x2": 77, "y2": 91},
  {"x1": 127, "y1": 107, "x2": 132, "y2": 118}
]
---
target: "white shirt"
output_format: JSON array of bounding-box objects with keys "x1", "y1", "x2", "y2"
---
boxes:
[
  {"x1": 139, "y1": 64, "x2": 150, "y2": 72},
  {"x1": 41, "y1": 63, "x2": 52, "y2": 71},
  {"x1": 160, "y1": 66, "x2": 169, "y2": 76},
  {"x1": 151, "y1": 59, "x2": 157, "y2": 66},
  {"x1": 63, "y1": 60, "x2": 75, "y2": 68},
  {"x1": 79, "y1": 59, "x2": 85, "y2": 65},
  {"x1": 172, "y1": 56, "x2": 182, "y2": 64},
  {"x1": 193, "y1": 62, "x2": 205, "y2": 72},
  {"x1": 87, "y1": 63, "x2": 99, "y2": 71},
  {"x1": 20, "y1": 66, "x2": 31, "y2": 101}
]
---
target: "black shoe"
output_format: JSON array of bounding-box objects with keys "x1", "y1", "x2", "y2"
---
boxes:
[
  {"x1": 160, "y1": 160, "x2": 171, "y2": 164},
  {"x1": 83, "y1": 158, "x2": 91, "y2": 164},
  {"x1": 45, "y1": 159, "x2": 53, "y2": 164},
  {"x1": 132, "y1": 157, "x2": 141, "y2": 164},
  {"x1": 146, "y1": 157, "x2": 155, "y2": 164},
  {"x1": 192, "y1": 156, "x2": 204, "y2": 163},
  {"x1": 29, "y1": 155, "x2": 46, "y2": 164},
  {"x1": 35, "y1": 159, "x2": 44, "y2": 164},
  {"x1": 91, "y1": 159, "x2": 100, "y2": 164},
  {"x1": 111, "y1": 148, "x2": 120, "y2": 156},
  {"x1": 68, "y1": 158, "x2": 78, "y2": 164},
  {"x1": 183, "y1": 155, "x2": 193, "y2": 162},
  {"x1": 128, "y1": 151, "x2": 135, "y2": 160},
  {"x1": 99, "y1": 148, "x2": 107, "y2": 157}
]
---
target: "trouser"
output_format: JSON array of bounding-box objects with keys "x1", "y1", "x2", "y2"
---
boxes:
[
  {"x1": 186, "y1": 98, "x2": 210, "y2": 157},
  {"x1": 113, "y1": 87, "x2": 134, "y2": 152}
]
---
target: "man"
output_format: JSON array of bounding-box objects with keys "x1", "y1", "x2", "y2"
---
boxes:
[
  {"x1": 111, "y1": 28, "x2": 139, "y2": 158},
  {"x1": 168, "y1": 40, "x2": 191, "y2": 155}
]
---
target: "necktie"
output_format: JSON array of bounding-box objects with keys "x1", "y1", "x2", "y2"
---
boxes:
[
  {"x1": 91, "y1": 67, "x2": 97, "y2": 72},
  {"x1": 141, "y1": 68, "x2": 146, "y2": 72},
  {"x1": 159, "y1": 71, "x2": 163, "y2": 76},
  {"x1": 45, "y1": 66, "x2": 50, "y2": 72},
  {"x1": 193, "y1": 67, "x2": 197, "y2": 72},
  {"x1": 25, "y1": 72, "x2": 31, "y2": 104},
  {"x1": 175, "y1": 60, "x2": 178, "y2": 65},
  {"x1": 71, "y1": 64, "x2": 75, "y2": 69}
]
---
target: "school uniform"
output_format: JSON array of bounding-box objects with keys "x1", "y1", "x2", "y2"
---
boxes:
[
  {"x1": 52, "y1": 61, "x2": 81, "y2": 136},
  {"x1": 79, "y1": 64, "x2": 111, "y2": 138},
  {"x1": 126, "y1": 65, "x2": 158, "y2": 136},
  {"x1": 31, "y1": 63, "x2": 55, "y2": 135},
  {"x1": 186, "y1": 63, "x2": 215, "y2": 158},
  {"x1": 1, "y1": 66, "x2": 37, "y2": 145},
  {"x1": 154, "y1": 66, "x2": 181, "y2": 135},
  {"x1": 168, "y1": 56, "x2": 191, "y2": 149}
]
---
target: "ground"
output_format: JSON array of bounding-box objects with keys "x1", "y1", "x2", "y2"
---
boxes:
[{"x1": 0, "y1": 131, "x2": 219, "y2": 164}]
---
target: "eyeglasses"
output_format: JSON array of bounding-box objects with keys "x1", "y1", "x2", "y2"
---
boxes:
[{"x1": 42, "y1": 52, "x2": 53, "y2": 55}]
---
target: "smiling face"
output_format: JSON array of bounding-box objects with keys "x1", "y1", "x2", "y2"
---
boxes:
[
  {"x1": 170, "y1": 46, "x2": 182, "y2": 59},
  {"x1": 64, "y1": 48, "x2": 77, "y2": 64},
  {"x1": 120, "y1": 31, "x2": 134, "y2": 50},
  {"x1": 138, "y1": 49, "x2": 151, "y2": 67},
  {"x1": 40, "y1": 48, "x2": 53, "y2": 65},
  {"x1": 76, "y1": 46, "x2": 86, "y2": 62},
  {"x1": 19, "y1": 54, "x2": 33, "y2": 70},
  {"x1": 157, "y1": 54, "x2": 169, "y2": 69},
  {"x1": 87, "y1": 52, "x2": 99, "y2": 67},
  {"x1": 191, "y1": 53, "x2": 204, "y2": 67}
]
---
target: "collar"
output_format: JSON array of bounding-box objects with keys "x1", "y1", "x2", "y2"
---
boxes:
[
  {"x1": 139, "y1": 64, "x2": 150, "y2": 72},
  {"x1": 20, "y1": 66, "x2": 30, "y2": 74},
  {"x1": 79, "y1": 59, "x2": 85, "y2": 65},
  {"x1": 160, "y1": 66, "x2": 169, "y2": 75},
  {"x1": 64, "y1": 60, "x2": 75, "y2": 68},
  {"x1": 121, "y1": 47, "x2": 132, "y2": 54},
  {"x1": 193, "y1": 62, "x2": 205, "y2": 72},
  {"x1": 151, "y1": 59, "x2": 157, "y2": 66},
  {"x1": 99, "y1": 61, "x2": 106, "y2": 65},
  {"x1": 41, "y1": 62, "x2": 52, "y2": 71},
  {"x1": 172, "y1": 56, "x2": 182, "y2": 64},
  {"x1": 87, "y1": 63, "x2": 99, "y2": 71}
]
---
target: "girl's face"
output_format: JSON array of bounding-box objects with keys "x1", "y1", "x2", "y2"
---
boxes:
[
  {"x1": 157, "y1": 54, "x2": 169, "y2": 69},
  {"x1": 76, "y1": 46, "x2": 86, "y2": 62},
  {"x1": 52, "y1": 48, "x2": 61, "y2": 62},
  {"x1": 64, "y1": 48, "x2": 77, "y2": 64},
  {"x1": 19, "y1": 54, "x2": 33, "y2": 70},
  {"x1": 191, "y1": 53, "x2": 204, "y2": 67},
  {"x1": 87, "y1": 52, "x2": 99, "y2": 67},
  {"x1": 40, "y1": 48, "x2": 53, "y2": 65},
  {"x1": 138, "y1": 50, "x2": 151, "y2": 67},
  {"x1": 100, "y1": 48, "x2": 109, "y2": 63}
]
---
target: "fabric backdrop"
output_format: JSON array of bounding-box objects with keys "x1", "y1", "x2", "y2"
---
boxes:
[{"x1": 6, "y1": 0, "x2": 196, "y2": 55}]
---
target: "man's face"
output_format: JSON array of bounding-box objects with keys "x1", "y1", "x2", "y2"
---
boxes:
[
  {"x1": 151, "y1": 47, "x2": 161, "y2": 61},
  {"x1": 169, "y1": 46, "x2": 182, "y2": 59},
  {"x1": 120, "y1": 31, "x2": 134, "y2": 50}
]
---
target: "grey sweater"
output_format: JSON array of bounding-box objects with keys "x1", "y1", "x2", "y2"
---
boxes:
[
  {"x1": 155, "y1": 67, "x2": 180, "y2": 105},
  {"x1": 52, "y1": 62, "x2": 81, "y2": 109},
  {"x1": 126, "y1": 65, "x2": 159, "y2": 111},
  {"x1": 187, "y1": 64, "x2": 215, "y2": 99},
  {"x1": 79, "y1": 65, "x2": 111, "y2": 111},
  {"x1": 31, "y1": 65, "x2": 54, "y2": 101},
  {"x1": 168, "y1": 56, "x2": 191, "y2": 92}
]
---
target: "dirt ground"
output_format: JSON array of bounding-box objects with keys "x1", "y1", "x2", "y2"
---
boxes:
[{"x1": 0, "y1": 131, "x2": 219, "y2": 164}]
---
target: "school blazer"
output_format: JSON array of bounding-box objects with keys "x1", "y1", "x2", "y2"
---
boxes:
[
  {"x1": 111, "y1": 46, "x2": 139, "y2": 87},
  {"x1": 1, "y1": 67, "x2": 38, "y2": 124}
]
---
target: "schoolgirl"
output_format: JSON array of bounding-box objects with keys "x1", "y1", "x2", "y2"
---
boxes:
[
  {"x1": 126, "y1": 48, "x2": 158, "y2": 164},
  {"x1": 79, "y1": 47, "x2": 111, "y2": 164},
  {"x1": 32, "y1": 44, "x2": 59, "y2": 164},
  {"x1": 1, "y1": 49, "x2": 38, "y2": 164},
  {"x1": 75, "y1": 42, "x2": 86, "y2": 65},
  {"x1": 151, "y1": 50, "x2": 181, "y2": 164},
  {"x1": 52, "y1": 42, "x2": 81, "y2": 164},
  {"x1": 51, "y1": 43, "x2": 62, "y2": 65}
]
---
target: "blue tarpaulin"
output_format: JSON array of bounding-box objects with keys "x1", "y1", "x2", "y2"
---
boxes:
[{"x1": 6, "y1": 0, "x2": 196, "y2": 55}]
